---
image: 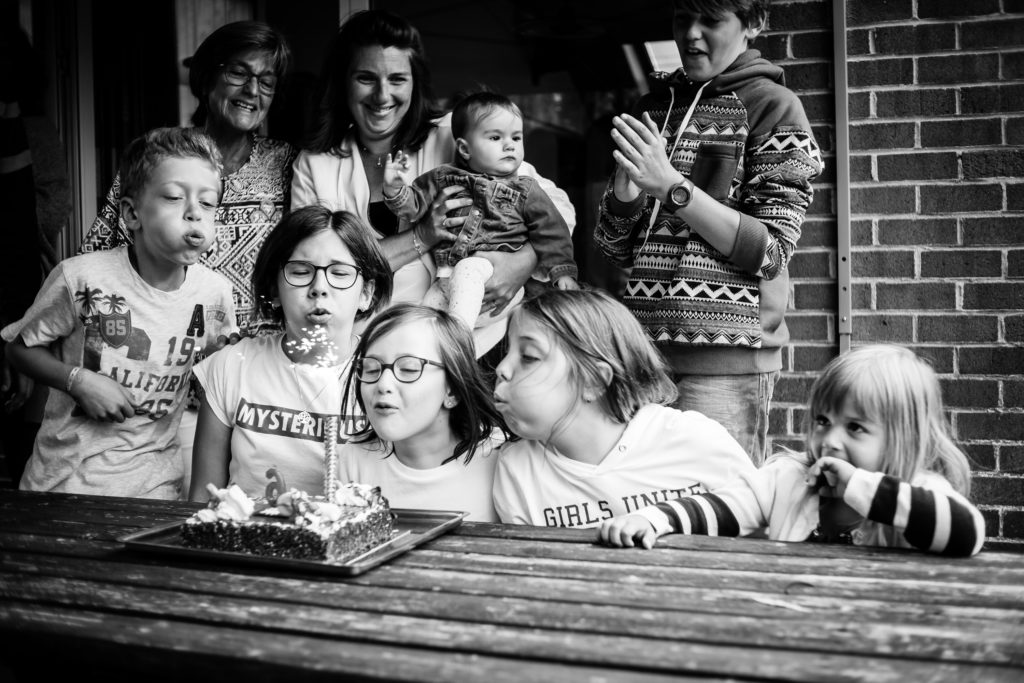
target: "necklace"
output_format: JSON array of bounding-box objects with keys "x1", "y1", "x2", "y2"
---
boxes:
[
  {"x1": 357, "y1": 141, "x2": 393, "y2": 168},
  {"x1": 291, "y1": 364, "x2": 337, "y2": 430}
]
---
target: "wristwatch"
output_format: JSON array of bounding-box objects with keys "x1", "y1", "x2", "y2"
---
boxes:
[{"x1": 663, "y1": 178, "x2": 694, "y2": 213}]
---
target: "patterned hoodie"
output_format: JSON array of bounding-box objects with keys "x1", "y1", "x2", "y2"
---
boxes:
[{"x1": 595, "y1": 49, "x2": 823, "y2": 375}]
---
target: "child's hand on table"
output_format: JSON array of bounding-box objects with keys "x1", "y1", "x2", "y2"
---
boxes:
[{"x1": 596, "y1": 513, "x2": 659, "y2": 549}]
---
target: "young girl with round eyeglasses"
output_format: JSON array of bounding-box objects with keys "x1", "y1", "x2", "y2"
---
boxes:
[
  {"x1": 188, "y1": 206, "x2": 392, "y2": 500},
  {"x1": 337, "y1": 303, "x2": 511, "y2": 521}
]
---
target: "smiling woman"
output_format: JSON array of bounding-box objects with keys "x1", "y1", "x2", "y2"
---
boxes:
[
  {"x1": 290, "y1": 10, "x2": 576, "y2": 345},
  {"x1": 346, "y1": 45, "x2": 414, "y2": 149}
]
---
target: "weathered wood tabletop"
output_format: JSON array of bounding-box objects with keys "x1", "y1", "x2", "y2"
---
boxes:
[{"x1": 0, "y1": 489, "x2": 1021, "y2": 682}]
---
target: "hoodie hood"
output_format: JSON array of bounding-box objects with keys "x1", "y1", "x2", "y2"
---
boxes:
[{"x1": 650, "y1": 49, "x2": 784, "y2": 100}]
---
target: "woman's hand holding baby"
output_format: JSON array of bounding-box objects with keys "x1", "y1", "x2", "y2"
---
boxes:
[{"x1": 417, "y1": 185, "x2": 470, "y2": 249}]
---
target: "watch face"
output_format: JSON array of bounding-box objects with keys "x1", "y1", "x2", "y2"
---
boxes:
[{"x1": 670, "y1": 183, "x2": 691, "y2": 207}]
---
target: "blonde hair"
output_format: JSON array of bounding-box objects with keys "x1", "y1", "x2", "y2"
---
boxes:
[
  {"x1": 511, "y1": 289, "x2": 677, "y2": 424},
  {"x1": 805, "y1": 345, "x2": 971, "y2": 496},
  {"x1": 119, "y1": 127, "x2": 223, "y2": 200}
]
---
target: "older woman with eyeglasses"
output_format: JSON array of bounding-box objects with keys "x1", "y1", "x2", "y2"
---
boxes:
[
  {"x1": 81, "y1": 21, "x2": 297, "y2": 334},
  {"x1": 336, "y1": 303, "x2": 511, "y2": 522}
]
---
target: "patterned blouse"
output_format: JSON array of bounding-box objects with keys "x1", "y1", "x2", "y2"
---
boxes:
[{"x1": 80, "y1": 134, "x2": 297, "y2": 332}]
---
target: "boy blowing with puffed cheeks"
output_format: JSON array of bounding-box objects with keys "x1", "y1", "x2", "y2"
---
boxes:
[{"x1": 2, "y1": 127, "x2": 238, "y2": 499}]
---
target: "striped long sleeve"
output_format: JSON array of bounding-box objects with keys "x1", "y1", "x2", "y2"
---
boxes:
[
  {"x1": 650, "y1": 493, "x2": 743, "y2": 537},
  {"x1": 634, "y1": 462, "x2": 779, "y2": 540},
  {"x1": 843, "y1": 469, "x2": 985, "y2": 557},
  {"x1": 633, "y1": 456, "x2": 985, "y2": 557}
]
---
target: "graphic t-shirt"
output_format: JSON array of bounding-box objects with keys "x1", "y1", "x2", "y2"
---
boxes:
[
  {"x1": 338, "y1": 435, "x2": 505, "y2": 522},
  {"x1": 492, "y1": 404, "x2": 756, "y2": 527},
  {"x1": 194, "y1": 334, "x2": 364, "y2": 497},
  {"x1": 1, "y1": 247, "x2": 237, "y2": 498}
]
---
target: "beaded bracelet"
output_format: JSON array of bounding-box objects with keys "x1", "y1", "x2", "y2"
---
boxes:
[{"x1": 65, "y1": 366, "x2": 83, "y2": 393}]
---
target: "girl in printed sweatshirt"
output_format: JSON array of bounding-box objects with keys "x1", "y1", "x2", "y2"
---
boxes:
[{"x1": 597, "y1": 345, "x2": 985, "y2": 557}]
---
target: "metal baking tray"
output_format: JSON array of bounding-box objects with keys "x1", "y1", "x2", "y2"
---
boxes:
[{"x1": 118, "y1": 508, "x2": 467, "y2": 576}]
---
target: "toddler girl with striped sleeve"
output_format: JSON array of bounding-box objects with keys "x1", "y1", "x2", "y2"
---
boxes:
[{"x1": 597, "y1": 344, "x2": 985, "y2": 557}]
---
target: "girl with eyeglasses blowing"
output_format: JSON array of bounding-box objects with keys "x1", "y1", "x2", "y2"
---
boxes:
[
  {"x1": 188, "y1": 206, "x2": 393, "y2": 501},
  {"x1": 337, "y1": 304, "x2": 511, "y2": 521}
]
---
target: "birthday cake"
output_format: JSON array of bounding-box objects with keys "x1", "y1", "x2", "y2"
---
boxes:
[{"x1": 182, "y1": 471, "x2": 394, "y2": 563}]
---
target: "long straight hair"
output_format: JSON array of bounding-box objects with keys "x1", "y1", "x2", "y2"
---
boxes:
[{"x1": 806, "y1": 345, "x2": 972, "y2": 496}]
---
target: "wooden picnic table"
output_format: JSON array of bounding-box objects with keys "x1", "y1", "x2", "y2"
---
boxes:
[{"x1": 0, "y1": 489, "x2": 1021, "y2": 681}]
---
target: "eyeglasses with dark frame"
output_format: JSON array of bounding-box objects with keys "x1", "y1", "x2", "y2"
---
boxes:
[
  {"x1": 281, "y1": 261, "x2": 361, "y2": 290},
  {"x1": 220, "y1": 63, "x2": 278, "y2": 95},
  {"x1": 355, "y1": 356, "x2": 445, "y2": 384}
]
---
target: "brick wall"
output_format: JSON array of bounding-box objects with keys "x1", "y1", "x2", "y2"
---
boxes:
[{"x1": 764, "y1": 1, "x2": 1024, "y2": 548}]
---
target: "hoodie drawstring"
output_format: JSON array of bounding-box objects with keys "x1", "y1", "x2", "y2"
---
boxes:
[{"x1": 639, "y1": 80, "x2": 710, "y2": 253}]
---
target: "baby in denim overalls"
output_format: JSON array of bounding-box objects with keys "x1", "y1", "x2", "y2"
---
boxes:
[{"x1": 383, "y1": 91, "x2": 578, "y2": 342}]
